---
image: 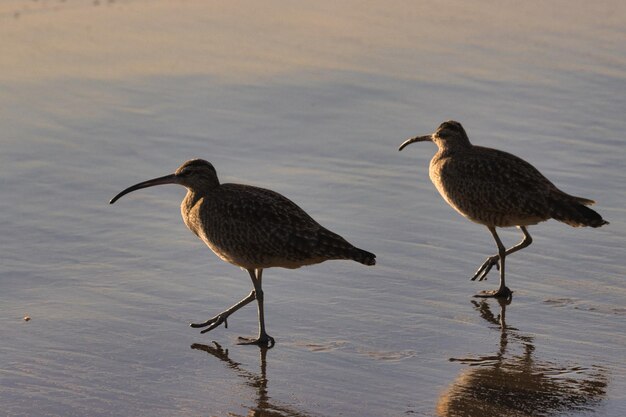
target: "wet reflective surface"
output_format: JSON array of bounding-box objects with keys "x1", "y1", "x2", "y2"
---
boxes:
[
  {"x1": 1, "y1": 1, "x2": 626, "y2": 416},
  {"x1": 191, "y1": 343, "x2": 311, "y2": 417},
  {"x1": 439, "y1": 300, "x2": 609, "y2": 417}
]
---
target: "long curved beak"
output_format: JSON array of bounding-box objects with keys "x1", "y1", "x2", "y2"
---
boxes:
[
  {"x1": 398, "y1": 134, "x2": 432, "y2": 151},
  {"x1": 110, "y1": 173, "x2": 179, "y2": 204}
]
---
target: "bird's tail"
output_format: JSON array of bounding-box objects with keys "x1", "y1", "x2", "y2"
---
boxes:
[
  {"x1": 317, "y1": 229, "x2": 376, "y2": 266},
  {"x1": 351, "y1": 247, "x2": 376, "y2": 266},
  {"x1": 551, "y1": 195, "x2": 608, "y2": 228}
]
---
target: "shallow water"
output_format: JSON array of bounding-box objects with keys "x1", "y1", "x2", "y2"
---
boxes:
[{"x1": 1, "y1": 1, "x2": 625, "y2": 416}]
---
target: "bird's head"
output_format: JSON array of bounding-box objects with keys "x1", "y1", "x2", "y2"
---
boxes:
[
  {"x1": 398, "y1": 120, "x2": 471, "y2": 152},
  {"x1": 110, "y1": 159, "x2": 220, "y2": 204}
]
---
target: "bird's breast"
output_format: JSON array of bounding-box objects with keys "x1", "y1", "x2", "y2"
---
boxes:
[
  {"x1": 428, "y1": 153, "x2": 549, "y2": 227},
  {"x1": 429, "y1": 156, "x2": 456, "y2": 205},
  {"x1": 429, "y1": 155, "x2": 488, "y2": 224},
  {"x1": 180, "y1": 192, "x2": 264, "y2": 269}
]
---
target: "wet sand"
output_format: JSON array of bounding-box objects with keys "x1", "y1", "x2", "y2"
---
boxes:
[{"x1": 1, "y1": 1, "x2": 625, "y2": 416}]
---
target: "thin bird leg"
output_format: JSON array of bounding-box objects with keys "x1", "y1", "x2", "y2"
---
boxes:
[
  {"x1": 471, "y1": 226, "x2": 533, "y2": 282},
  {"x1": 475, "y1": 226, "x2": 513, "y2": 299},
  {"x1": 238, "y1": 269, "x2": 275, "y2": 348},
  {"x1": 190, "y1": 289, "x2": 256, "y2": 333}
]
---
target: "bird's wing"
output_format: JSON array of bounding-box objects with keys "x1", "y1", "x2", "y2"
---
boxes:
[
  {"x1": 206, "y1": 184, "x2": 351, "y2": 265},
  {"x1": 437, "y1": 147, "x2": 560, "y2": 224},
  {"x1": 461, "y1": 147, "x2": 558, "y2": 190}
]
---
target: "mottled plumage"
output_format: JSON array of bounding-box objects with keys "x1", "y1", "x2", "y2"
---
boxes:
[
  {"x1": 111, "y1": 159, "x2": 375, "y2": 346},
  {"x1": 184, "y1": 183, "x2": 373, "y2": 270},
  {"x1": 399, "y1": 120, "x2": 607, "y2": 298}
]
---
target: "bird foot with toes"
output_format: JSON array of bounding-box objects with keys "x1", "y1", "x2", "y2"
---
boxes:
[
  {"x1": 190, "y1": 314, "x2": 228, "y2": 333},
  {"x1": 471, "y1": 255, "x2": 500, "y2": 282},
  {"x1": 474, "y1": 287, "x2": 513, "y2": 300},
  {"x1": 237, "y1": 335, "x2": 275, "y2": 348}
]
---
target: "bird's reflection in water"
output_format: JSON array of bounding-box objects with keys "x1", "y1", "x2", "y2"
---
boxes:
[
  {"x1": 191, "y1": 342, "x2": 311, "y2": 417},
  {"x1": 437, "y1": 299, "x2": 608, "y2": 417}
]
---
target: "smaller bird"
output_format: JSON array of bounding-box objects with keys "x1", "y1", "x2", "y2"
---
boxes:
[
  {"x1": 399, "y1": 121, "x2": 608, "y2": 298},
  {"x1": 110, "y1": 159, "x2": 375, "y2": 347}
]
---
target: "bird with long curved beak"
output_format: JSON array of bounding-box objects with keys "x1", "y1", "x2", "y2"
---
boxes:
[
  {"x1": 110, "y1": 159, "x2": 376, "y2": 347},
  {"x1": 399, "y1": 121, "x2": 607, "y2": 299}
]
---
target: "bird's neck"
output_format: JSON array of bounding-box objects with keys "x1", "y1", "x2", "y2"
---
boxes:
[
  {"x1": 181, "y1": 188, "x2": 206, "y2": 215},
  {"x1": 434, "y1": 139, "x2": 472, "y2": 157},
  {"x1": 434, "y1": 146, "x2": 466, "y2": 160},
  {"x1": 181, "y1": 186, "x2": 193, "y2": 202},
  {"x1": 180, "y1": 190, "x2": 204, "y2": 239}
]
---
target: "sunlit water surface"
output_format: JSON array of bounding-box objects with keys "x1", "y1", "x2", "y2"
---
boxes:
[{"x1": 1, "y1": 1, "x2": 625, "y2": 416}]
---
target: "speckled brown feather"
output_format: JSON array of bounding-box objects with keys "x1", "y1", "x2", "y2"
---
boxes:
[
  {"x1": 425, "y1": 123, "x2": 608, "y2": 229},
  {"x1": 399, "y1": 121, "x2": 607, "y2": 298},
  {"x1": 111, "y1": 158, "x2": 375, "y2": 344},
  {"x1": 183, "y1": 183, "x2": 375, "y2": 270}
]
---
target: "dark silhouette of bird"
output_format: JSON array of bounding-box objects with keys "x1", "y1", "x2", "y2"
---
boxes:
[
  {"x1": 110, "y1": 159, "x2": 375, "y2": 347},
  {"x1": 399, "y1": 121, "x2": 608, "y2": 298}
]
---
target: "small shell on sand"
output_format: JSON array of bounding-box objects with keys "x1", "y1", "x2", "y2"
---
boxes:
[{"x1": 23, "y1": 316, "x2": 31, "y2": 322}]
